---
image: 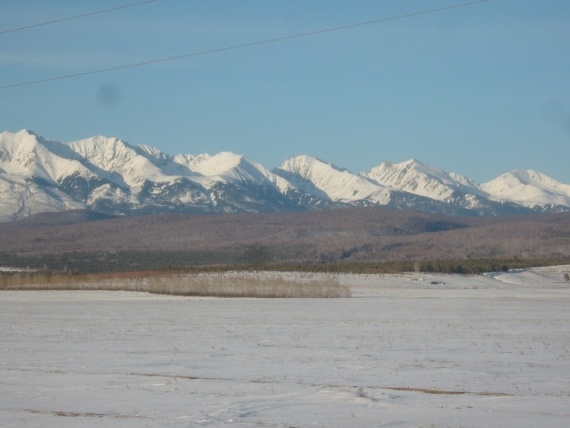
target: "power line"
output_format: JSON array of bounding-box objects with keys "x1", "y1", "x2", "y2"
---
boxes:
[
  {"x1": 0, "y1": 0, "x2": 160, "y2": 35},
  {"x1": 0, "y1": 0, "x2": 489, "y2": 91}
]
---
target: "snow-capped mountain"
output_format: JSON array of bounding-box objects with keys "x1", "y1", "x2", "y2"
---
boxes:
[
  {"x1": 361, "y1": 158, "x2": 483, "y2": 200},
  {"x1": 1, "y1": 129, "x2": 569, "y2": 222},
  {"x1": 481, "y1": 170, "x2": 570, "y2": 211},
  {"x1": 360, "y1": 159, "x2": 528, "y2": 215},
  {"x1": 0, "y1": 129, "x2": 95, "y2": 184},
  {"x1": 275, "y1": 155, "x2": 391, "y2": 204},
  {"x1": 0, "y1": 130, "x2": 302, "y2": 220}
]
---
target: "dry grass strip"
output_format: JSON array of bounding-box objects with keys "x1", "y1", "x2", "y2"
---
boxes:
[{"x1": 0, "y1": 271, "x2": 351, "y2": 298}]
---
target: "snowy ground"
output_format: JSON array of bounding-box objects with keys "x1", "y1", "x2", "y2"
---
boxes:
[{"x1": 1, "y1": 267, "x2": 570, "y2": 427}]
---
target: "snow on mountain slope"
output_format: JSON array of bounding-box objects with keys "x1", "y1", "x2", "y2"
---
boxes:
[
  {"x1": 0, "y1": 130, "x2": 96, "y2": 184},
  {"x1": 175, "y1": 152, "x2": 241, "y2": 177},
  {"x1": 1, "y1": 129, "x2": 570, "y2": 221},
  {"x1": 68, "y1": 136, "x2": 175, "y2": 187},
  {"x1": 174, "y1": 151, "x2": 293, "y2": 193},
  {"x1": 0, "y1": 172, "x2": 85, "y2": 222},
  {"x1": 172, "y1": 153, "x2": 211, "y2": 172},
  {"x1": 481, "y1": 170, "x2": 570, "y2": 208},
  {"x1": 275, "y1": 155, "x2": 391, "y2": 204},
  {"x1": 362, "y1": 159, "x2": 485, "y2": 201},
  {"x1": 449, "y1": 171, "x2": 481, "y2": 190},
  {"x1": 172, "y1": 151, "x2": 304, "y2": 213}
]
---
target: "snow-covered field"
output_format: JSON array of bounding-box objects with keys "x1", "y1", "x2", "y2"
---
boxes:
[{"x1": 1, "y1": 267, "x2": 570, "y2": 427}]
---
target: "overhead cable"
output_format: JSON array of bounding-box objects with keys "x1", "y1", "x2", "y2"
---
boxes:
[
  {"x1": 0, "y1": 0, "x2": 160, "y2": 35},
  {"x1": 0, "y1": 0, "x2": 489, "y2": 90}
]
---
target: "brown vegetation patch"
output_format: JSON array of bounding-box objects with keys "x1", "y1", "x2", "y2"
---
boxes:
[
  {"x1": 1, "y1": 207, "x2": 569, "y2": 272},
  {"x1": 0, "y1": 271, "x2": 351, "y2": 298}
]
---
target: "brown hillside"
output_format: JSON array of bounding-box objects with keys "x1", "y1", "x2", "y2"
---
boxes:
[{"x1": 1, "y1": 208, "x2": 569, "y2": 270}]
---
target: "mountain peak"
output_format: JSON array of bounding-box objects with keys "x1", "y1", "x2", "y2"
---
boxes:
[
  {"x1": 182, "y1": 151, "x2": 245, "y2": 177},
  {"x1": 362, "y1": 158, "x2": 484, "y2": 201},
  {"x1": 402, "y1": 158, "x2": 444, "y2": 173},
  {"x1": 16, "y1": 129, "x2": 38, "y2": 138},
  {"x1": 0, "y1": 129, "x2": 96, "y2": 187},
  {"x1": 482, "y1": 169, "x2": 570, "y2": 208},
  {"x1": 1, "y1": 129, "x2": 570, "y2": 222},
  {"x1": 82, "y1": 134, "x2": 128, "y2": 146},
  {"x1": 67, "y1": 135, "x2": 170, "y2": 187},
  {"x1": 511, "y1": 169, "x2": 550, "y2": 183},
  {"x1": 0, "y1": 129, "x2": 44, "y2": 148},
  {"x1": 275, "y1": 155, "x2": 388, "y2": 203},
  {"x1": 402, "y1": 157, "x2": 423, "y2": 166},
  {"x1": 487, "y1": 169, "x2": 556, "y2": 186},
  {"x1": 374, "y1": 158, "x2": 431, "y2": 174},
  {"x1": 278, "y1": 155, "x2": 349, "y2": 177}
]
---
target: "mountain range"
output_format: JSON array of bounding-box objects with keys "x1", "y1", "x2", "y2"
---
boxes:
[{"x1": 1, "y1": 129, "x2": 570, "y2": 222}]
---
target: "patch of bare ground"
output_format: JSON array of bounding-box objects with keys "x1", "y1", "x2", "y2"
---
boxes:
[
  {"x1": 384, "y1": 387, "x2": 513, "y2": 396},
  {"x1": 20, "y1": 408, "x2": 151, "y2": 419}
]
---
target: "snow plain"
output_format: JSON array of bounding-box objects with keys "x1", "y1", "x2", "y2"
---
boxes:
[{"x1": 1, "y1": 267, "x2": 570, "y2": 427}]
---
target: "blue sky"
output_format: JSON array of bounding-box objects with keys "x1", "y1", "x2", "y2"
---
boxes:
[{"x1": 1, "y1": 0, "x2": 569, "y2": 183}]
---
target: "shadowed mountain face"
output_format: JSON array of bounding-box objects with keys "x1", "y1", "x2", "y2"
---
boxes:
[{"x1": 1, "y1": 129, "x2": 569, "y2": 222}]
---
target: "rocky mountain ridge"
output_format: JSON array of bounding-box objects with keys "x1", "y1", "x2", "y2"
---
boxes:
[{"x1": 1, "y1": 129, "x2": 569, "y2": 222}]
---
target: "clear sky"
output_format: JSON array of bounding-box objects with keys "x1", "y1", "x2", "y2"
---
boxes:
[{"x1": 1, "y1": 0, "x2": 569, "y2": 183}]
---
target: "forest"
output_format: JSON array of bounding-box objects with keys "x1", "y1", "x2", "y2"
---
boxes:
[{"x1": 1, "y1": 207, "x2": 569, "y2": 274}]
